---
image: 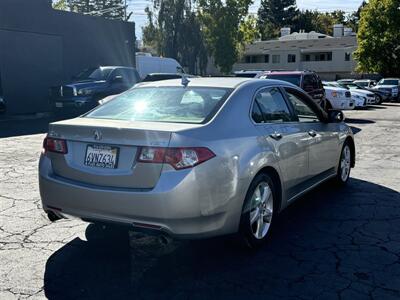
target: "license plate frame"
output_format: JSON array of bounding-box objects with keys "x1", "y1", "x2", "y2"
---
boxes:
[{"x1": 84, "y1": 144, "x2": 119, "y2": 169}]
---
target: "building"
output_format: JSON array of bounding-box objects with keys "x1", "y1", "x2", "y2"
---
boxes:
[
  {"x1": 0, "y1": 0, "x2": 136, "y2": 116},
  {"x1": 234, "y1": 26, "x2": 358, "y2": 81}
]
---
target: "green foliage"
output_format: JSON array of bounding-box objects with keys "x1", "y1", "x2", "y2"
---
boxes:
[
  {"x1": 257, "y1": 0, "x2": 297, "y2": 39},
  {"x1": 52, "y1": 0, "x2": 68, "y2": 10},
  {"x1": 354, "y1": 0, "x2": 400, "y2": 76},
  {"x1": 66, "y1": 0, "x2": 127, "y2": 20},
  {"x1": 198, "y1": 0, "x2": 252, "y2": 73},
  {"x1": 142, "y1": 0, "x2": 208, "y2": 74},
  {"x1": 143, "y1": 0, "x2": 256, "y2": 74}
]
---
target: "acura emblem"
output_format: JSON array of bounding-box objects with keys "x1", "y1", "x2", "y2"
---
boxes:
[{"x1": 93, "y1": 130, "x2": 102, "y2": 141}]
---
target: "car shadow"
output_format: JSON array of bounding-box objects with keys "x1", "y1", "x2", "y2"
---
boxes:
[
  {"x1": 350, "y1": 126, "x2": 362, "y2": 135},
  {"x1": 43, "y1": 178, "x2": 400, "y2": 299},
  {"x1": 345, "y1": 118, "x2": 375, "y2": 124}
]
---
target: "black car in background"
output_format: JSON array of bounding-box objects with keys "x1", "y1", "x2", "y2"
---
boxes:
[
  {"x1": 257, "y1": 70, "x2": 327, "y2": 108},
  {"x1": 50, "y1": 66, "x2": 140, "y2": 115}
]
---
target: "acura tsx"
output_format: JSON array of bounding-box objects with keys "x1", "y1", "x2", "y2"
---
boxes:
[{"x1": 39, "y1": 77, "x2": 355, "y2": 247}]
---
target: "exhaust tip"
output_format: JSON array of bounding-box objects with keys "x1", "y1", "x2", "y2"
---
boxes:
[{"x1": 47, "y1": 211, "x2": 62, "y2": 222}]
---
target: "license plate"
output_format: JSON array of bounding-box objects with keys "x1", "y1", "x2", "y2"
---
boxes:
[
  {"x1": 55, "y1": 102, "x2": 63, "y2": 108},
  {"x1": 84, "y1": 144, "x2": 119, "y2": 169}
]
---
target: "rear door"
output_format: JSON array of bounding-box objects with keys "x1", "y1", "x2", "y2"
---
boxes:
[
  {"x1": 284, "y1": 88, "x2": 339, "y2": 183},
  {"x1": 251, "y1": 87, "x2": 310, "y2": 199}
]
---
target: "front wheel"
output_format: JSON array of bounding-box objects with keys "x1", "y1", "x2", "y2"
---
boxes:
[
  {"x1": 335, "y1": 142, "x2": 352, "y2": 185},
  {"x1": 239, "y1": 173, "x2": 277, "y2": 248}
]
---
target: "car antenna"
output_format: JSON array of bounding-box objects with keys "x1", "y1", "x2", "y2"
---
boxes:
[{"x1": 181, "y1": 73, "x2": 190, "y2": 87}]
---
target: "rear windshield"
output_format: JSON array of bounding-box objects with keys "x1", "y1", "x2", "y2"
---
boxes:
[
  {"x1": 378, "y1": 79, "x2": 399, "y2": 85},
  {"x1": 260, "y1": 74, "x2": 301, "y2": 87},
  {"x1": 85, "y1": 87, "x2": 231, "y2": 124}
]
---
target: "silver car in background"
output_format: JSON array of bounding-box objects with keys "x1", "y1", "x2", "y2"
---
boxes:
[{"x1": 39, "y1": 78, "x2": 355, "y2": 247}]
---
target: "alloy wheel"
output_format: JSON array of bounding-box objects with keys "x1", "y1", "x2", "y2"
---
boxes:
[
  {"x1": 249, "y1": 182, "x2": 274, "y2": 239},
  {"x1": 340, "y1": 145, "x2": 351, "y2": 182}
]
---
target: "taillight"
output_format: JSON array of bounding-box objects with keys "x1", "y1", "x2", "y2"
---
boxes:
[
  {"x1": 138, "y1": 147, "x2": 215, "y2": 170},
  {"x1": 43, "y1": 137, "x2": 68, "y2": 154}
]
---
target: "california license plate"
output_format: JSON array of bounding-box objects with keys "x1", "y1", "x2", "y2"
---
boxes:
[
  {"x1": 84, "y1": 144, "x2": 119, "y2": 169},
  {"x1": 55, "y1": 102, "x2": 63, "y2": 108}
]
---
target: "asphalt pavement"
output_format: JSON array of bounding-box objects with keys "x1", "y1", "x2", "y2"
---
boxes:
[{"x1": 0, "y1": 104, "x2": 399, "y2": 299}]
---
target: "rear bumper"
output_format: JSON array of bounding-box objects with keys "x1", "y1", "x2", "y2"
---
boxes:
[{"x1": 39, "y1": 155, "x2": 243, "y2": 239}]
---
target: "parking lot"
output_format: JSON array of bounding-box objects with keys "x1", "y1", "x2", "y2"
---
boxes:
[{"x1": 0, "y1": 104, "x2": 399, "y2": 299}]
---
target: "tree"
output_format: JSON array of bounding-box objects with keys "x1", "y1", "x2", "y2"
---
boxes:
[
  {"x1": 142, "y1": 0, "x2": 208, "y2": 74},
  {"x1": 354, "y1": 0, "x2": 400, "y2": 76},
  {"x1": 257, "y1": 0, "x2": 298, "y2": 39},
  {"x1": 198, "y1": 0, "x2": 252, "y2": 73},
  {"x1": 64, "y1": 0, "x2": 128, "y2": 20},
  {"x1": 52, "y1": 0, "x2": 68, "y2": 10}
]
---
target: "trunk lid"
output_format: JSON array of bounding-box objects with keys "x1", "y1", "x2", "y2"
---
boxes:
[{"x1": 47, "y1": 118, "x2": 198, "y2": 189}]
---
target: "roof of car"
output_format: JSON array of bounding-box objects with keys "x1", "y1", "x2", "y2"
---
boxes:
[{"x1": 136, "y1": 77, "x2": 253, "y2": 88}]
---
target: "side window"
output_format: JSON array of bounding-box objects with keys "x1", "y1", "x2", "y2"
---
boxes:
[
  {"x1": 122, "y1": 69, "x2": 139, "y2": 85},
  {"x1": 285, "y1": 89, "x2": 319, "y2": 122},
  {"x1": 252, "y1": 87, "x2": 293, "y2": 123}
]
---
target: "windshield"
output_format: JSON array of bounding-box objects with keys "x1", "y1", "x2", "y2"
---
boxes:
[
  {"x1": 85, "y1": 87, "x2": 231, "y2": 124},
  {"x1": 260, "y1": 74, "x2": 301, "y2": 87},
  {"x1": 74, "y1": 67, "x2": 112, "y2": 81},
  {"x1": 378, "y1": 79, "x2": 399, "y2": 85}
]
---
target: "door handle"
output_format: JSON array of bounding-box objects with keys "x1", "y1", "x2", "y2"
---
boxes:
[
  {"x1": 269, "y1": 132, "x2": 282, "y2": 140},
  {"x1": 308, "y1": 130, "x2": 317, "y2": 137}
]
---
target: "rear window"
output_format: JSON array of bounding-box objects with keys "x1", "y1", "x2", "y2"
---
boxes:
[
  {"x1": 378, "y1": 79, "x2": 399, "y2": 85},
  {"x1": 85, "y1": 87, "x2": 231, "y2": 124},
  {"x1": 260, "y1": 74, "x2": 301, "y2": 87}
]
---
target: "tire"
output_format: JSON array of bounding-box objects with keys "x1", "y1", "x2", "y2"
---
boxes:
[
  {"x1": 239, "y1": 173, "x2": 278, "y2": 249},
  {"x1": 335, "y1": 142, "x2": 352, "y2": 185},
  {"x1": 376, "y1": 95, "x2": 382, "y2": 105}
]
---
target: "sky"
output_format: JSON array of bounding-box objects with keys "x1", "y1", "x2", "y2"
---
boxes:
[{"x1": 129, "y1": 0, "x2": 364, "y2": 39}]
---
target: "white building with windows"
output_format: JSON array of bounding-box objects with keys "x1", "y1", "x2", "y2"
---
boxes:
[{"x1": 234, "y1": 26, "x2": 358, "y2": 80}]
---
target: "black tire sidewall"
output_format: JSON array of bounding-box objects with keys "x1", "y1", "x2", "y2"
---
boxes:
[{"x1": 239, "y1": 173, "x2": 277, "y2": 248}]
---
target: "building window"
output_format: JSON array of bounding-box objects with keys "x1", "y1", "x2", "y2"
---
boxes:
[
  {"x1": 305, "y1": 55, "x2": 310, "y2": 61},
  {"x1": 288, "y1": 54, "x2": 296, "y2": 63},
  {"x1": 264, "y1": 55, "x2": 270, "y2": 63},
  {"x1": 345, "y1": 52, "x2": 351, "y2": 61},
  {"x1": 245, "y1": 56, "x2": 251, "y2": 63},
  {"x1": 272, "y1": 55, "x2": 280, "y2": 64}
]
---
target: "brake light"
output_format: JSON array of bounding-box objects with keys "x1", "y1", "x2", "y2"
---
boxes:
[
  {"x1": 138, "y1": 147, "x2": 215, "y2": 170},
  {"x1": 43, "y1": 137, "x2": 68, "y2": 154}
]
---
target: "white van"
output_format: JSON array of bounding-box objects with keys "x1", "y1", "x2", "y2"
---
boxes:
[{"x1": 135, "y1": 54, "x2": 184, "y2": 79}]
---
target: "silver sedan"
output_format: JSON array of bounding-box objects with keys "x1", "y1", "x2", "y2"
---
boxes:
[{"x1": 39, "y1": 77, "x2": 355, "y2": 247}]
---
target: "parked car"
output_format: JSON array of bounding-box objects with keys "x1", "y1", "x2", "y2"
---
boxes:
[
  {"x1": 322, "y1": 84, "x2": 355, "y2": 110},
  {"x1": 39, "y1": 77, "x2": 355, "y2": 248},
  {"x1": 353, "y1": 79, "x2": 377, "y2": 88},
  {"x1": 324, "y1": 82, "x2": 366, "y2": 108},
  {"x1": 335, "y1": 82, "x2": 377, "y2": 105},
  {"x1": 142, "y1": 73, "x2": 196, "y2": 82},
  {"x1": 257, "y1": 71, "x2": 327, "y2": 108},
  {"x1": 374, "y1": 78, "x2": 400, "y2": 102},
  {"x1": 234, "y1": 70, "x2": 264, "y2": 78},
  {"x1": 136, "y1": 54, "x2": 184, "y2": 79},
  {"x1": 50, "y1": 66, "x2": 140, "y2": 115},
  {"x1": 353, "y1": 80, "x2": 390, "y2": 104},
  {"x1": 337, "y1": 79, "x2": 355, "y2": 84}
]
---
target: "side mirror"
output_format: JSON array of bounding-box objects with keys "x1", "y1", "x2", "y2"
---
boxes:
[
  {"x1": 111, "y1": 75, "x2": 124, "y2": 84},
  {"x1": 328, "y1": 110, "x2": 344, "y2": 123}
]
